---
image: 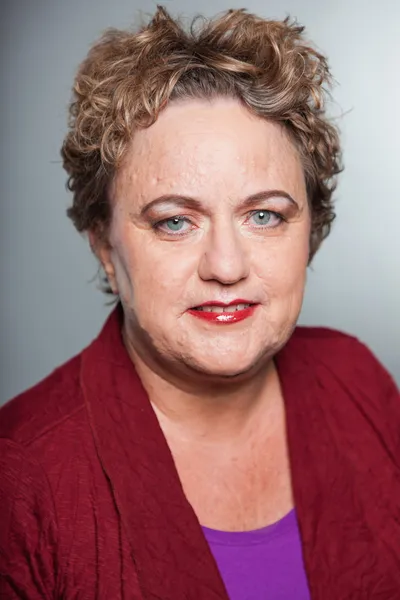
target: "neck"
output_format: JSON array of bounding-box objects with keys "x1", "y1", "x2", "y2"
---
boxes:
[{"x1": 124, "y1": 334, "x2": 282, "y2": 445}]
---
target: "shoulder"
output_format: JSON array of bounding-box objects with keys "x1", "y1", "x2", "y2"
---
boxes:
[
  {"x1": 282, "y1": 326, "x2": 400, "y2": 456},
  {"x1": 292, "y1": 324, "x2": 379, "y2": 359},
  {"x1": 0, "y1": 352, "x2": 84, "y2": 447},
  {"x1": 289, "y1": 325, "x2": 398, "y2": 395},
  {"x1": 292, "y1": 324, "x2": 363, "y2": 345}
]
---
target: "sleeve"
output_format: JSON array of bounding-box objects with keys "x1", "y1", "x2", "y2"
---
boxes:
[{"x1": 0, "y1": 439, "x2": 59, "y2": 599}]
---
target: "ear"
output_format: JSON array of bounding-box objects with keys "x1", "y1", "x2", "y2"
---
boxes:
[{"x1": 88, "y1": 230, "x2": 119, "y2": 294}]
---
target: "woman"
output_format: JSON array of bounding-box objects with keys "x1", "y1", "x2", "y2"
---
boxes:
[{"x1": 1, "y1": 6, "x2": 399, "y2": 599}]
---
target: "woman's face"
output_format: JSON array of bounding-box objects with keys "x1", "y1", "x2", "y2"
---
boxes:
[{"x1": 100, "y1": 98, "x2": 311, "y2": 379}]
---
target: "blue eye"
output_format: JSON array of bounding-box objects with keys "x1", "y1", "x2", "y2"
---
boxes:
[
  {"x1": 155, "y1": 216, "x2": 192, "y2": 235},
  {"x1": 164, "y1": 217, "x2": 186, "y2": 231},
  {"x1": 250, "y1": 210, "x2": 271, "y2": 225}
]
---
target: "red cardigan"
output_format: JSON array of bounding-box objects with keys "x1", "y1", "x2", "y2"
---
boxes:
[{"x1": 1, "y1": 306, "x2": 400, "y2": 599}]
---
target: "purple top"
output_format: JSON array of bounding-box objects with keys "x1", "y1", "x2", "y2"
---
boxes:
[{"x1": 202, "y1": 509, "x2": 311, "y2": 599}]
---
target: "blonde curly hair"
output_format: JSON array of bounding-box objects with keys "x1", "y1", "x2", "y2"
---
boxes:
[{"x1": 62, "y1": 5, "x2": 342, "y2": 280}]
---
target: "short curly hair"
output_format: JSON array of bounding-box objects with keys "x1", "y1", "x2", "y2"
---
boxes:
[{"x1": 62, "y1": 5, "x2": 342, "y2": 284}]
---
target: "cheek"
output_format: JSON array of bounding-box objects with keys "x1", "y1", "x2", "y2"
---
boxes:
[
  {"x1": 113, "y1": 233, "x2": 199, "y2": 316},
  {"x1": 254, "y1": 232, "x2": 309, "y2": 299}
]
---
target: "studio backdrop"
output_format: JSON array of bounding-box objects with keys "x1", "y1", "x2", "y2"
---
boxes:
[{"x1": 1, "y1": 0, "x2": 399, "y2": 404}]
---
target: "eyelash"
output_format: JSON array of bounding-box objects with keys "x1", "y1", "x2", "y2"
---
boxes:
[{"x1": 153, "y1": 210, "x2": 286, "y2": 237}]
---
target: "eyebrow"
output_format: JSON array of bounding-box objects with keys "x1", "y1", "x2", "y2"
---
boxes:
[{"x1": 140, "y1": 190, "x2": 299, "y2": 216}]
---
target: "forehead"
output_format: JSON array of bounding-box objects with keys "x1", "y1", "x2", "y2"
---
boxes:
[{"x1": 114, "y1": 98, "x2": 306, "y2": 205}]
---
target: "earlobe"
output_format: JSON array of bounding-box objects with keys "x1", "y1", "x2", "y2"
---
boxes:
[
  {"x1": 102, "y1": 256, "x2": 119, "y2": 295},
  {"x1": 88, "y1": 231, "x2": 119, "y2": 294}
]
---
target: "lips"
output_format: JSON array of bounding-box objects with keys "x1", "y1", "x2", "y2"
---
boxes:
[{"x1": 188, "y1": 300, "x2": 257, "y2": 324}]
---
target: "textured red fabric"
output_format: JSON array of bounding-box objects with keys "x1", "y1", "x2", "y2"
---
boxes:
[{"x1": 0, "y1": 306, "x2": 399, "y2": 599}]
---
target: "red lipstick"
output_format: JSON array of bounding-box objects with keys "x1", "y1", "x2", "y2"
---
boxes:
[{"x1": 188, "y1": 300, "x2": 257, "y2": 324}]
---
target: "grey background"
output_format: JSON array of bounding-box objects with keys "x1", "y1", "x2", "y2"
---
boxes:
[{"x1": 1, "y1": 0, "x2": 399, "y2": 405}]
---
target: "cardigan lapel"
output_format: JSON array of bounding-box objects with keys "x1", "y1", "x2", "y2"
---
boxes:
[
  {"x1": 276, "y1": 331, "x2": 400, "y2": 600},
  {"x1": 80, "y1": 306, "x2": 229, "y2": 600}
]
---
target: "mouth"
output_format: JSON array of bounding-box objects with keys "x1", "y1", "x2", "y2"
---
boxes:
[
  {"x1": 188, "y1": 300, "x2": 258, "y2": 324},
  {"x1": 191, "y1": 302, "x2": 253, "y2": 314}
]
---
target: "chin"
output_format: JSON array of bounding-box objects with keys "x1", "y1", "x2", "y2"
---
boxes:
[{"x1": 183, "y1": 351, "x2": 268, "y2": 381}]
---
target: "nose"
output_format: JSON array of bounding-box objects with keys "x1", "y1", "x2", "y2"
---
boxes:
[{"x1": 198, "y1": 218, "x2": 250, "y2": 285}]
